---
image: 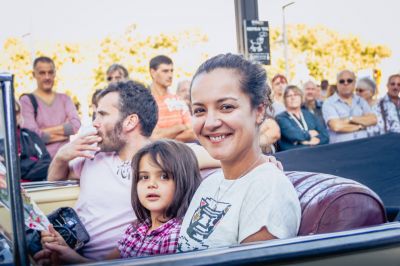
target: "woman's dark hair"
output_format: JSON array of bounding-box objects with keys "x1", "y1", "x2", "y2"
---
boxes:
[
  {"x1": 131, "y1": 139, "x2": 202, "y2": 223},
  {"x1": 190, "y1": 53, "x2": 272, "y2": 115}
]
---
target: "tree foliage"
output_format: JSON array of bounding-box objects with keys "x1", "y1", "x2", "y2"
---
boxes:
[
  {"x1": 0, "y1": 25, "x2": 208, "y2": 116},
  {"x1": 0, "y1": 23, "x2": 391, "y2": 113},
  {"x1": 266, "y1": 24, "x2": 391, "y2": 83}
]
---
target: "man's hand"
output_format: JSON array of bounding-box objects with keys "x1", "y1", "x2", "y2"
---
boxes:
[
  {"x1": 55, "y1": 131, "x2": 101, "y2": 162},
  {"x1": 0, "y1": 174, "x2": 6, "y2": 189},
  {"x1": 40, "y1": 225, "x2": 67, "y2": 247},
  {"x1": 40, "y1": 242, "x2": 90, "y2": 264},
  {"x1": 264, "y1": 155, "x2": 284, "y2": 171},
  {"x1": 308, "y1": 130, "x2": 319, "y2": 137},
  {"x1": 34, "y1": 225, "x2": 66, "y2": 266},
  {"x1": 308, "y1": 137, "x2": 321, "y2": 145}
]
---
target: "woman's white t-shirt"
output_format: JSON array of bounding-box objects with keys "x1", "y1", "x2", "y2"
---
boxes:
[{"x1": 178, "y1": 162, "x2": 301, "y2": 252}]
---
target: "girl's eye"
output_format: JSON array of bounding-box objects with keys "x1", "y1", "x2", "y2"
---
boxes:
[
  {"x1": 139, "y1": 175, "x2": 148, "y2": 180},
  {"x1": 160, "y1": 173, "x2": 169, "y2": 180}
]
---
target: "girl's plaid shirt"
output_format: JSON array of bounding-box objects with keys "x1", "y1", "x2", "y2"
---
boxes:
[{"x1": 118, "y1": 217, "x2": 182, "y2": 258}]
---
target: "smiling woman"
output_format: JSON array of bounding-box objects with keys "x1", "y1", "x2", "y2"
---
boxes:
[{"x1": 178, "y1": 54, "x2": 301, "y2": 252}]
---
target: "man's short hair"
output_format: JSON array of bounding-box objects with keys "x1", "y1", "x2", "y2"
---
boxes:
[
  {"x1": 106, "y1": 64, "x2": 129, "y2": 78},
  {"x1": 98, "y1": 81, "x2": 158, "y2": 137},
  {"x1": 33, "y1": 56, "x2": 55, "y2": 69},
  {"x1": 336, "y1": 70, "x2": 356, "y2": 81},
  {"x1": 149, "y1": 55, "x2": 173, "y2": 70}
]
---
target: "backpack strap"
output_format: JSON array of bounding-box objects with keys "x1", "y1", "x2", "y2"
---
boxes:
[
  {"x1": 379, "y1": 99, "x2": 388, "y2": 133},
  {"x1": 20, "y1": 93, "x2": 38, "y2": 120}
]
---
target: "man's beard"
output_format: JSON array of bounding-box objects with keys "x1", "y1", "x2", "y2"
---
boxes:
[{"x1": 98, "y1": 120, "x2": 125, "y2": 152}]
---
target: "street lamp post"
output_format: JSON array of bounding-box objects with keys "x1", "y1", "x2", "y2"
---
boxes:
[{"x1": 282, "y1": 2, "x2": 295, "y2": 78}]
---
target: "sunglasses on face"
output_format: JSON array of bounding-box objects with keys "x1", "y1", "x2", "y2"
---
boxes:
[
  {"x1": 390, "y1": 82, "x2": 400, "y2": 87},
  {"x1": 339, "y1": 79, "x2": 354, "y2": 85},
  {"x1": 356, "y1": 88, "x2": 367, "y2": 93}
]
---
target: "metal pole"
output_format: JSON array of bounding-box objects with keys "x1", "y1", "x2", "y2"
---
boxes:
[
  {"x1": 0, "y1": 73, "x2": 29, "y2": 266},
  {"x1": 234, "y1": 0, "x2": 259, "y2": 55},
  {"x1": 282, "y1": 2, "x2": 295, "y2": 78}
]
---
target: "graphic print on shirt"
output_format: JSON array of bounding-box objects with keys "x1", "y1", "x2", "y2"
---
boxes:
[
  {"x1": 179, "y1": 197, "x2": 231, "y2": 250},
  {"x1": 116, "y1": 160, "x2": 131, "y2": 180},
  {"x1": 164, "y1": 98, "x2": 189, "y2": 112}
]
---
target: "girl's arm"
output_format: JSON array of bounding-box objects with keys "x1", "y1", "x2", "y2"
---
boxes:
[
  {"x1": 105, "y1": 248, "x2": 121, "y2": 260},
  {"x1": 41, "y1": 242, "x2": 92, "y2": 264}
]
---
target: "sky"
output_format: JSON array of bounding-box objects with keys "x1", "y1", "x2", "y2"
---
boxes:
[{"x1": 1, "y1": 0, "x2": 399, "y2": 95}]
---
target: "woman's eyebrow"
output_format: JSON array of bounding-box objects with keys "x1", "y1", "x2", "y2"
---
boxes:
[{"x1": 192, "y1": 97, "x2": 239, "y2": 106}]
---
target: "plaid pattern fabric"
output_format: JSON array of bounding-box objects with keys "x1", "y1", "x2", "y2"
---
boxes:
[{"x1": 118, "y1": 218, "x2": 182, "y2": 258}]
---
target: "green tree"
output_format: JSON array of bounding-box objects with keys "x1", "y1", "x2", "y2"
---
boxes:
[{"x1": 266, "y1": 24, "x2": 391, "y2": 83}]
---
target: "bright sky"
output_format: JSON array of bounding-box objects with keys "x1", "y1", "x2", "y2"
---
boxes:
[{"x1": 1, "y1": 0, "x2": 399, "y2": 91}]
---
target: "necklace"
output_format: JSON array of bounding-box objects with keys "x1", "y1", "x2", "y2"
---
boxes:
[{"x1": 212, "y1": 155, "x2": 262, "y2": 210}]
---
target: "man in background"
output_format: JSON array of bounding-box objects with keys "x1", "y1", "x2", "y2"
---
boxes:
[
  {"x1": 149, "y1": 55, "x2": 196, "y2": 142},
  {"x1": 20, "y1": 56, "x2": 81, "y2": 157},
  {"x1": 322, "y1": 70, "x2": 377, "y2": 143}
]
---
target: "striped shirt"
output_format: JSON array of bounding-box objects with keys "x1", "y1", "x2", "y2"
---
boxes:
[{"x1": 118, "y1": 218, "x2": 182, "y2": 258}]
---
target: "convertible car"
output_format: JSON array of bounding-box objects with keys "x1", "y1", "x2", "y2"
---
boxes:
[{"x1": 1, "y1": 73, "x2": 400, "y2": 265}]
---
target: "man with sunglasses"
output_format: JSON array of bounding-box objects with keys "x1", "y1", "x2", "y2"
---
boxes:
[
  {"x1": 322, "y1": 70, "x2": 377, "y2": 143},
  {"x1": 368, "y1": 74, "x2": 400, "y2": 136}
]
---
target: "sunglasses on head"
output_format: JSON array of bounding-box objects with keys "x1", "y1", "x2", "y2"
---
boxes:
[
  {"x1": 390, "y1": 82, "x2": 400, "y2": 87},
  {"x1": 339, "y1": 79, "x2": 354, "y2": 85}
]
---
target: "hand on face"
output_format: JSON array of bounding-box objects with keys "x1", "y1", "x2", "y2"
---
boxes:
[{"x1": 55, "y1": 130, "x2": 101, "y2": 162}]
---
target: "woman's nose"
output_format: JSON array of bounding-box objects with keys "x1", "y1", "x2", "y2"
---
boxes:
[{"x1": 204, "y1": 112, "x2": 222, "y2": 131}]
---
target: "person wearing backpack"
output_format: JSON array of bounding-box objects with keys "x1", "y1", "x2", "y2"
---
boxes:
[
  {"x1": 20, "y1": 56, "x2": 81, "y2": 158},
  {"x1": 0, "y1": 101, "x2": 51, "y2": 182}
]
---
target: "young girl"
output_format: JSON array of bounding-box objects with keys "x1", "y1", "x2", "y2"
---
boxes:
[{"x1": 36, "y1": 139, "x2": 202, "y2": 263}]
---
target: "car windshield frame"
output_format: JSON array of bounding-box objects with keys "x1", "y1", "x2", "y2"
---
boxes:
[{"x1": 0, "y1": 73, "x2": 29, "y2": 265}]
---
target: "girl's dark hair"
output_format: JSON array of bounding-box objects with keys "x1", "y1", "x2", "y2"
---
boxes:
[
  {"x1": 190, "y1": 53, "x2": 272, "y2": 115},
  {"x1": 131, "y1": 139, "x2": 202, "y2": 223}
]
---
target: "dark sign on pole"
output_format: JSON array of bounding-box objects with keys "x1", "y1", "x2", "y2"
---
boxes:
[{"x1": 243, "y1": 20, "x2": 270, "y2": 65}]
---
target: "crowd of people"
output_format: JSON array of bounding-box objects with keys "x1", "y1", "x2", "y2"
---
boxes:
[{"x1": 0, "y1": 52, "x2": 399, "y2": 264}]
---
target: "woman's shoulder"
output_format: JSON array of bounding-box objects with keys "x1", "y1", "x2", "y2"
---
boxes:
[
  {"x1": 248, "y1": 163, "x2": 292, "y2": 187},
  {"x1": 200, "y1": 169, "x2": 224, "y2": 186},
  {"x1": 275, "y1": 111, "x2": 289, "y2": 120}
]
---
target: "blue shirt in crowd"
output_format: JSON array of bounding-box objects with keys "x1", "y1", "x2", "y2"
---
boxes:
[{"x1": 322, "y1": 93, "x2": 372, "y2": 143}]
